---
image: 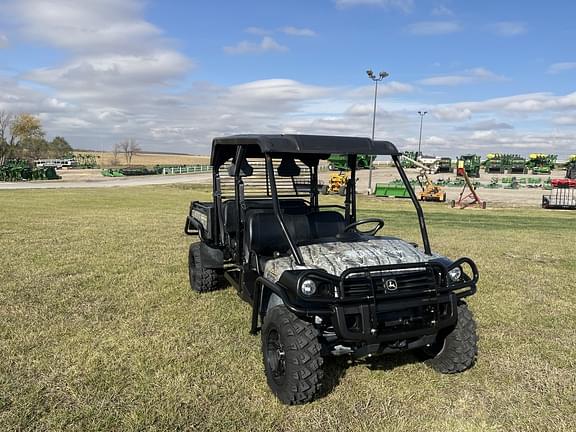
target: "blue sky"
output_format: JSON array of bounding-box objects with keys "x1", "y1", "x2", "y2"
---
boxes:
[{"x1": 0, "y1": 0, "x2": 575, "y2": 157}]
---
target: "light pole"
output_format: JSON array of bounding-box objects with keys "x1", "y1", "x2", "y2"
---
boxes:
[
  {"x1": 366, "y1": 69, "x2": 389, "y2": 194},
  {"x1": 417, "y1": 110, "x2": 427, "y2": 157}
]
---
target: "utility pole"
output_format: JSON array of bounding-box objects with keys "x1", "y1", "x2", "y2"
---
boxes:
[
  {"x1": 366, "y1": 69, "x2": 389, "y2": 194},
  {"x1": 417, "y1": 110, "x2": 428, "y2": 157}
]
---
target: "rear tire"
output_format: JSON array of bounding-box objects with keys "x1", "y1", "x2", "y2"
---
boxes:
[
  {"x1": 420, "y1": 302, "x2": 478, "y2": 373},
  {"x1": 261, "y1": 306, "x2": 324, "y2": 405},
  {"x1": 188, "y1": 243, "x2": 224, "y2": 292},
  {"x1": 338, "y1": 186, "x2": 347, "y2": 196},
  {"x1": 320, "y1": 184, "x2": 329, "y2": 195}
]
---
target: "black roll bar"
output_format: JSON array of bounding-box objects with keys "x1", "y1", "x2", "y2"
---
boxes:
[
  {"x1": 392, "y1": 154, "x2": 432, "y2": 255},
  {"x1": 265, "y1": 154, "x2": 305, "y2": 265}
]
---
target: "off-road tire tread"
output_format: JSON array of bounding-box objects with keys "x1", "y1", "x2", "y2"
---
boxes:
[
  {"x1": 262, "y1": 306, "x2": 324, "y2": 405},
  {"x1": 424, "y1": 302, "x2": 478, "y2": 373},
  {"x1": 188, "y1": 243, "x2": 223, "y2": 292}
]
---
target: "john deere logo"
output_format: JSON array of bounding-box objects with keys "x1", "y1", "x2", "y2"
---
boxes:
[{"x1": 384, "y1": 279, "x2": 398, "y2": 291}]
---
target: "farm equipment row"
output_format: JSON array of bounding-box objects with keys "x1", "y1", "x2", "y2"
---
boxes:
[
  {"x1": 0, "y1": 159, "x2": 61, "y2": 182},
  {"x1": 396, "y1": 152, "x2": 565, "y2": 177}
]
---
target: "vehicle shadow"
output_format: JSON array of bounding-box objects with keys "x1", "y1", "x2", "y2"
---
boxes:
[
  {"x1": 362, "y1": 352, "x2": 422, "y2": 371},
  {"x1": 320, "y1": 352, "x2": 422, "y2": 397},
  {"x1": 319, "y1": 357, "x2": 349, "y2": 398}
]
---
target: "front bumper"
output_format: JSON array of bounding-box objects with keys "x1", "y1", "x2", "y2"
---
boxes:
[
  {"x1": 258, "y1": 258, "x2": 478, "y2": 346},
  {"x1": 332, "y1": 291, "x2": 457, "y2": 344}
]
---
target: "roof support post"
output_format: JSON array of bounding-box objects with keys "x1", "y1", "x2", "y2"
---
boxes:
[
  {"x1": 345, "y1": 154, "x2": 357, "y2": 224},
  {"x1": 265, "y1": 154, "x2": 305, "y2": 265},
  {"x1": 393, "y1": 154, "x2": 431, "y2": 255}
]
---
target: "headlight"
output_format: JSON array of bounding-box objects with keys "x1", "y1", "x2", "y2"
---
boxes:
[
  {"x1": 448, "y1": 267, "x2": 462, "y2": 282},
  {"x1": 300, "y1": 279, "x2": 317, "y2": 296}
]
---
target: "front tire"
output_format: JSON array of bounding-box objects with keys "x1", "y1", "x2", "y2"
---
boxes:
[
  {"x1": 188, "y1": 243, "x2": 224, "y2": 292},
  {"x1": 261, "y1": 306, "x2": 324, "y2": 405},
  {"x1": 420, "y1": 302, "x2": 478, "y2": 373}
]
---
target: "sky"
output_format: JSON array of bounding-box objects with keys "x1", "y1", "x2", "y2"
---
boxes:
[{"x1": 0, "y1": 0, "x2": 575, "y2": 158}]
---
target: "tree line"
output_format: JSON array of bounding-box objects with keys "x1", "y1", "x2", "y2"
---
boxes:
[
  {"x1": 1, "y1": 110, "x2": 142, "y2": 166},
  {"x1": 0, "y1": 111, "x2": 73, "y2": 165}
]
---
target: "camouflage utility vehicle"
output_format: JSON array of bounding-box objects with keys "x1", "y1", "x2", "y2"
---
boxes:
[{"x1": 184, "y1": 135, "x2": 479, "y2": 404}]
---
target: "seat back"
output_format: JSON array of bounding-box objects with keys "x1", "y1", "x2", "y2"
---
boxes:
[
  {"x1": 246, "y1": 212, "x2": 310, "y2": 256},
  {"x1": 222, "y1": 199, "x2": 309, "y2": 237},
  {"x1": 307, "y1": 211, "x2": 345, "y2": 239}
]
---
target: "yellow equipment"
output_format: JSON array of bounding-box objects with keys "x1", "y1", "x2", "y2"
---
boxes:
[
  {"x1": 321, "y1": 171, "x2": 349, "y2": 196},
  {"x1": 417, "y1": 172, "x2": 446, "y2": 202},
  {"x1": 402, "y1": 155, "x2": 446, "y2": 202}
]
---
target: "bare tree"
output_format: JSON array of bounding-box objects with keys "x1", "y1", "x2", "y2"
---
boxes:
[
  {"x1": 111, "y1": 142, "x2": 121, "y2": 166},
  {"x1": 119, "y1": 138, "x2": 141, "y2": 165}
]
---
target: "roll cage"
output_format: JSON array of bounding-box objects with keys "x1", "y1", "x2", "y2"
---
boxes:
[{"x1": 207, "y1": 134, "x2": 431, "y2": 268}]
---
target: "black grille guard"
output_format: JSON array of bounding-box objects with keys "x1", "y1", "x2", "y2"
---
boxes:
[{"x1": 336, "y1": 257, "x2": 478, "y2": 300}]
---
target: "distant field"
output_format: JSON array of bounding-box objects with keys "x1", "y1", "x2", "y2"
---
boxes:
[
  {"x1": 77, "y1": 150, "x2": 210, "y2": 167},
  {"x1": 0, "y1": 186, "x2": 575, "y2": 431}
]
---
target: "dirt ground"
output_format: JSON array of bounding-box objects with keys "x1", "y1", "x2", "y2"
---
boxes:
[{"x1": 1, "y1": 165, "x2": 566, "y2": 208}]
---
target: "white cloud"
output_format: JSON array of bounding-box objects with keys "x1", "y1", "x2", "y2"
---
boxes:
[
  {"x1": 8, "y1": 0, "x2": 164, "y2": 54},
  {"x1": 223, "y1": 36, "x2": 288, "y2": 54},
  {"x1": 456, "y1": 120, "x2": 514, "y2": 131},
  {"x1": 419, "y1": 68, "x2": 504, "y2": 86},
  {"x1": 379, "y1": 81, "x2": 415, "y2": 95},
  {"x1": 489, "y1": 21, "x2": 527, "y2": 36},
  {"x1": 547, "y1": 62, "x2": 576, "y2": 74},
  {"x1": 28, "y1": 52, "x2": 190, "y2": 89},
  {"x1": 245, "y1": 27, "x2": 272, "y2": 36},
  {"x1": 431, "y1": 5, "x2": 454, "y2": 16},
  {"x1": 406, "y1": 21, "x2": 461, "y2": 35},
  {"x1": 0, "y1": 34, "x2": 8, "y2": 48},
  {"x1": 279, "y1": 26, "x2": 317, "y2": 37},
  {"x1": 433, "y1": 107, "x2": 472, "y2": 121},
  {"x1": 553, "y1": 115, "x2": 576, "y2": 125},
  {"x1": 334, "y1": 0, "x2": 414, "y2": 12}
]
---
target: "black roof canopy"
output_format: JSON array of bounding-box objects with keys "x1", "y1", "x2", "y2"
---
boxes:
[{"x1": 210, "y1": 134, "x2": 400, "y2": 167}]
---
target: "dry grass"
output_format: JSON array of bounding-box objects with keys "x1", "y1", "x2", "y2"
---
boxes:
[
  {"x1": 78, "y1": 150, "x2": 209, "y2": 167},
  {"x1": 0, "y1": 186, "x2": 575, "y2": 431}
]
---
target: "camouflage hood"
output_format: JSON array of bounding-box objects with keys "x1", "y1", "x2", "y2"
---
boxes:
[{"x1": 263, "y1": 237, "x2": 440, "y2": 282}]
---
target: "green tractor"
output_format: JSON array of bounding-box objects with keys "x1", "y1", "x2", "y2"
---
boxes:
[
  {"x1": 437, "y1": 157, "x2": 452, "y2": 173},
  {"x1": 456, "y1": 154, "x2": 481, "y2": 178},
  {"x1": 327, "y1": 153, "x2": 372, "y2": 171}
]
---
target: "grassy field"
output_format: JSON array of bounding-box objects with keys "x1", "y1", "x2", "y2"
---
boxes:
[{"x1": 1, "y1": 186, "x2": 575, "y2": 431}]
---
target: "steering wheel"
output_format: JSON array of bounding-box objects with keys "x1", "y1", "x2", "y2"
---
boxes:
[{"x1": 344, "y1": 218, "x2": 384, "y2": 236}]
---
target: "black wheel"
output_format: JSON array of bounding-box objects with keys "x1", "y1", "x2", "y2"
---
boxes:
[
  {"x1": 320, "y1": 184, "x2": 329, "y2": 195},
  {"x1": 450, "y1": 199, "x2": 456, "y2": 208},
  {"x1": 338, "y1": 186, "x2": 347, "y2": 196},
  {"x1": 188, "y1": 243, "x2": 224, "y2": 292},
  {"x1": 261, "y1": 306, "x2": 324, "y2": 405},
  {"x1": 419, "y1": 302, "x2": 478, "y2": 373}
]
